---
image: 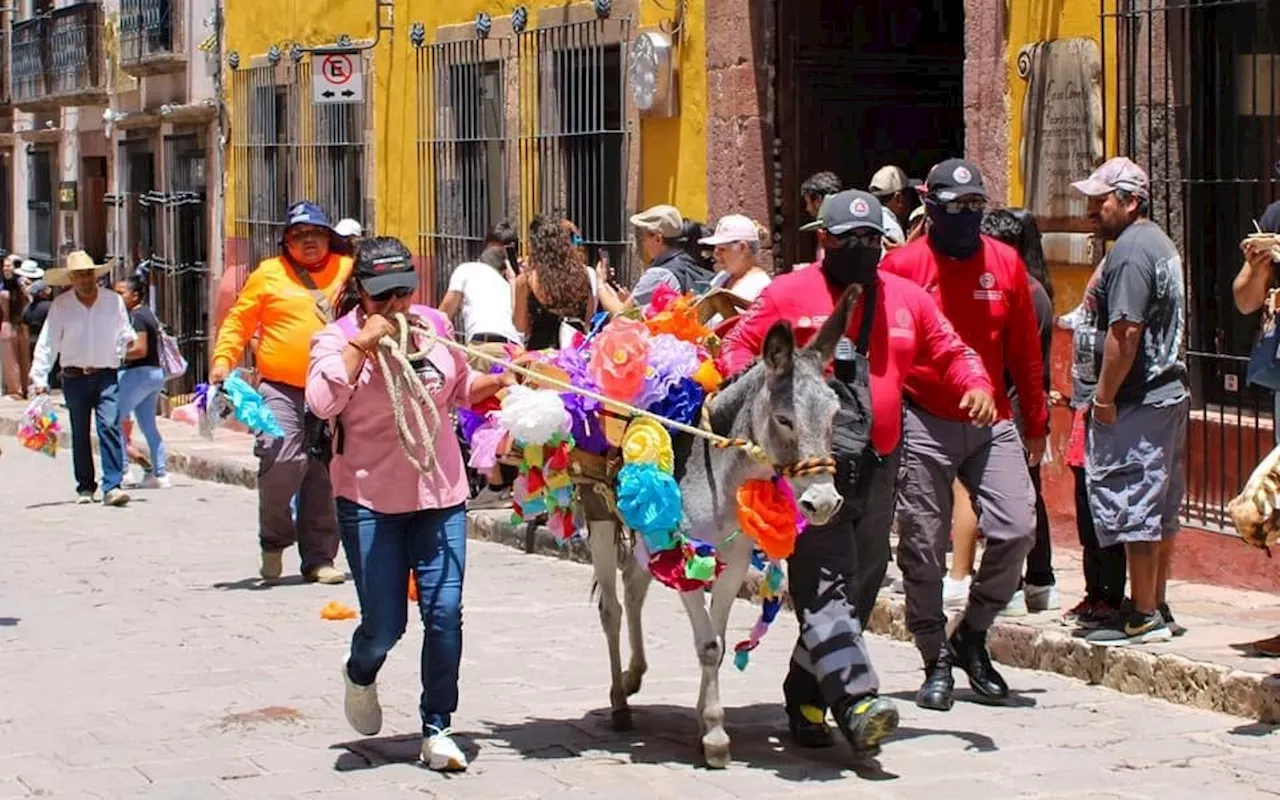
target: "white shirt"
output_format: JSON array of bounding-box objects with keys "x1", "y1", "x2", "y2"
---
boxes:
[
  {"x1": 446, "y1": 261, "x2": 523, "y2": 344},
  {"x1": 882, "y1": 208, "x2": 905, "y2": 243},
  {"x1": 707, "y1": 268, "x2": 773, "y2": 328},
  {"x1": 30, "y1": 289, "x2": 136, "y2": 389}
]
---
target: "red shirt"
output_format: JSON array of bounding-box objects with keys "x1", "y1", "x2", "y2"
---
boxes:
[
  {"x1": 880, "y1": 236, "x2": 1049, "y2": 439},
  {"x1": 717, "y1": 266, "x2": 992, "y2": 454}
]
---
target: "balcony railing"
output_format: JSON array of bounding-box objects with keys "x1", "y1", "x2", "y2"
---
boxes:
[
  {"x1": 119, "y1": 0, "x2": 186, "y2": 76},
  {"x1": 12, "y1": 3, "x2": 107, "y2": 111}
]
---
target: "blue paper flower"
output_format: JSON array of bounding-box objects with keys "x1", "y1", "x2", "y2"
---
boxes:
[
  {"x1": 648, "y1": 377, "x2": 705, "y2": 430},
  {"x1": 615, "y1": 462, "x2": 683, "y2": 551}
]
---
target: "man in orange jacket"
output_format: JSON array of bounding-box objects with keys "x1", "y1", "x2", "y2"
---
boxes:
[{"x1": 211, "y1": 201, "x2": 353, "y2": 584}]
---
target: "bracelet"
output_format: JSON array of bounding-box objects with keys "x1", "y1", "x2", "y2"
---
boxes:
[
  {"x1": 347, "y1": 341, "x2": 374, "y2": 361},
  {"x1": 1093, "y1": 399, "x2": 1115, "y2": 409}
]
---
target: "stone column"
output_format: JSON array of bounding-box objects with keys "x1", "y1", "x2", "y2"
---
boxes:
[{"x1": 963, "y1": 0, "x2": 1011, "y2": 206}]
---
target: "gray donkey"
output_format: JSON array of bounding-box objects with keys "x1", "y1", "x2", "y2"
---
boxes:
[{"x1": 587, "y1": 286, "x2": 858, "y2": 768}]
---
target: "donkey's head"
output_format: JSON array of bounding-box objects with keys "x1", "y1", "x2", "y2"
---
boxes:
[{"x1": 749, "y1": 285, "x2": 861, "y2": 526}]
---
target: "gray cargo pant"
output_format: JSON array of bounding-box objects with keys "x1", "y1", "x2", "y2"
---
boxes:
[
  {"x1": 896, "y1": 407, "x2": 1035, "y2": 662},
  {"x1": 255, "y1": 380, "x2": 339, "y2": 574}
]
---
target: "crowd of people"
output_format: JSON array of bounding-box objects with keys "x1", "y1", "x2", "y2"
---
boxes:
[{"x1": 10, "y1": 150, "x2": 1245, "y2": 768}]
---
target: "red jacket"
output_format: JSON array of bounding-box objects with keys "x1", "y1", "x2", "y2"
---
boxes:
[
  {"x1": 880, "y1": 236, "x2": 1049, "y2": 439},
  {"x1": 717, "y1": 266, "x2": 992, "y2": 454}
]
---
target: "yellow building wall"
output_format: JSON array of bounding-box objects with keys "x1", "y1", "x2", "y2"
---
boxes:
[
  {"x1": 223, "y1": 1, "x2": 708, "y2": 257},
  {"x1": 1005, "y1": 0, "x2": 1119, "y2": 312}
]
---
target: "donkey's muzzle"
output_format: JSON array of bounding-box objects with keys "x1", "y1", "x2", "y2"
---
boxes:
[{"x1": 798, "y1": 483, "x2": 844, "y2": 527}]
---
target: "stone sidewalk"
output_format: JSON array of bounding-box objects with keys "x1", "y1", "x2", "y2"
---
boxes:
[
  {"x1": 4, "y1": 395, "x2": 1280, "y2": 724},
  {"x1": 3, "y1": 443, "x2": 1280, "y2": 799}
]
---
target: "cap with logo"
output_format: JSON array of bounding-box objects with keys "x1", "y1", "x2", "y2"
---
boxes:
[
  {"x1": 629, "y1": 204, "x2": 684, "y2": 239},
  {"x1": 923, "y1": 158, "x2": 988, "y2": 203},
  {"x1": 356, "y1": 252, "x2": 419, "y2": 297},
  {"x1": 699, "y1": 214, "x2": 760, "y2": 246},
  {"x1": 1071, "y1": 157, "x2": 1150, "y2": 200},
  {"x1": 799, "y1": 189, "x2": 886, "y2": 235},
  {"x1": 285, "y1": 201, "x2": 335, "y2": 232},
  {"x1": 869, "y1": 165, "x2": 921, "y2": 197}
]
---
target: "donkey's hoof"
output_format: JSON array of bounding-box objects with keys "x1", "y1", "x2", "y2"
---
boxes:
[
  {"x1": 623, "y1": 668, "x2": 645, "y2": 697},
  {"x1": 701, "y1": 730, "x2": 732, "y2": 769},
  {"x1": 611, "y1": 707, "x2": 634, "y2": 732}
]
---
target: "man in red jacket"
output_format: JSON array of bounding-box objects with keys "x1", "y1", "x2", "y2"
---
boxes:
[
  {"x1": 880, "y1": 158, "x2": 1049, "y2": 713},
  {"x1": 718, "y1": 190, "x2": 995, "y2": 757}
]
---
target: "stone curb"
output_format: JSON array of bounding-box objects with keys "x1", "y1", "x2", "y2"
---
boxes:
[{"x1": 7, "y1": 411, "x2": 1279, "y2": 724}]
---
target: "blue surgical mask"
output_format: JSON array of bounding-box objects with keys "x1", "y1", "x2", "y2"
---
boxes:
[{"x1": 925, "y1": 199, "x2": 984, "y2": 260}]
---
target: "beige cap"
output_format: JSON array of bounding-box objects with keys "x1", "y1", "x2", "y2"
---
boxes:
[
  {"x1": 629, "y1": 204, "x2": 683, "y2": 239},
  {"x1": 869, "y1": 165, "x2": 920, "y2": 197}
]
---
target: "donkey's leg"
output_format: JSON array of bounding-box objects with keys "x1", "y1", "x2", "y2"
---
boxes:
[
  {"x1": 695, "y1": 538, "x2": 756, "y2": 769},
  {"x1": 589, "y1": 520, "x2": 632, "y2": 731},
  {"x1": 619, "y1": 543, "x2": 652, "y2": 696}
]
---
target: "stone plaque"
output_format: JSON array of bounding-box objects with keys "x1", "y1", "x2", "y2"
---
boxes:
[{"x1": 1018, "y1": 38, "x2": 1104, "y2": 232}]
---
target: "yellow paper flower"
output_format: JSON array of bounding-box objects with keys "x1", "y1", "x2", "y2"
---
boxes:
[
  {"x1": 622, "y1": 417, "x2": 675, "y2": 474},
  {"x1": 692, "y1": 360, "x2": 724, "y2": 392}
]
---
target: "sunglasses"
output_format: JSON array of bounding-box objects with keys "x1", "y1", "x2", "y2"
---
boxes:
[
  {"x1": 937, "y1": 198, "x2": 987, "y2": 214},
  {"x1": 369, "y1": 286, "x2": 414, "y2": 302}
]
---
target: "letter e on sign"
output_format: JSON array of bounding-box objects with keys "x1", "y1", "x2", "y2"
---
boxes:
[{"x1": 312, "y1": 51, "x2": 364, "y2": 105}]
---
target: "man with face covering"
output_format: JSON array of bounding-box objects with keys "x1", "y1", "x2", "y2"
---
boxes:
[
  {"x1": 880, "y1": 159, "x2": 1049, "y2": 713},
  {"x1": 212, "y1": 201, "x2": 355, "y2": 586},
  {"x1": 717, "y1": 190, "x2": 994, "y2": 757}
]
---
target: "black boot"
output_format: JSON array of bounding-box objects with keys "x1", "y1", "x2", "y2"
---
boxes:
[
  {"x1": 916, "y1": 653, "x2": 955, "y2": 711},
  {"x1": 786, "y1": 704, "x2": 835, "y2": 748},
  {"x1": 948, "y1": 621, "x2": 1009, "y2": 701},
  {"x1": 835, "y1": 694, "x2": 899, "y2": 754}
]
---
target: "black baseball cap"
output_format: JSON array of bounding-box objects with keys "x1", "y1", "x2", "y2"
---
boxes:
[
  {"x1": 922, "y1": 158, "x2": 988, "y2": 202},
  {"x1": 799, "y1": 190, "x2": 886, "y2": 235},
  {"x1": 356, "y1": 253, "x2": 419, "y2": 296}
]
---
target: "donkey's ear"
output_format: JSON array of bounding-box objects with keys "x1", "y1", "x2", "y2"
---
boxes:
[
  {"x1": 806, "y1": 284, "x2": 863, "y2": 363},
  {"x1": 762, "y1": 320, "x2": 795, "y2": 377}
]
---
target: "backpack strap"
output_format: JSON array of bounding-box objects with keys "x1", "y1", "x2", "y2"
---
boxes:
[
  {"x1": 854, "y1": 278, "x2": 879, "y2": 356},
  {"x1": 281, "y1": 254, "x2": 342, "y2": 324}
]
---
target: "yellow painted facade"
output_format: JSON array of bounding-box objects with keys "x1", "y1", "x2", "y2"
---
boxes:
[
  {"x1": 1005, "y1": 0, "x2": 1120, "y2": 311},
  {"x1": 223, "y1": 1, "x2": 708, "y2": 256}
]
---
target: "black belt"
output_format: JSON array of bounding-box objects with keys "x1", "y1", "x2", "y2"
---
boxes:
[
  {"x1": 62, "y1": 366, "x2": 111, "y2": 377},
  {"x1": 470, "y1": 333, "x2": 516, "y2": 345}
]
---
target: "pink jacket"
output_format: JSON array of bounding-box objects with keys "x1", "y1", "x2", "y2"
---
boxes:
[{"x1": 306, "y1": 305, "x2": 477, "y2": 515}]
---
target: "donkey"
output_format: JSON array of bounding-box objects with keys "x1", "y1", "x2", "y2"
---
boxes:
[{"x1": 587, "y1": 286, "x2": 858, "y2": 768}]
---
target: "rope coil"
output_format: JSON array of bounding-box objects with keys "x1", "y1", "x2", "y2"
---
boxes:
[{"x1": 370, "y1": 312, "x2": 444, "y2": 476}]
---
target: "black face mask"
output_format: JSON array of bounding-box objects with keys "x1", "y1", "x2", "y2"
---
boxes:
[
  {"x1": 821, "y1": 244, "x2": 881, "y2": 288},
  {"x1": 925, "y1": 201, "x2": 984, "y2": 260}
]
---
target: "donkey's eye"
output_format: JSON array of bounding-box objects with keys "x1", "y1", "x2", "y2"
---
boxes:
[{"x1": 772, "y1": 413, "x2": 796, "y2": 431}]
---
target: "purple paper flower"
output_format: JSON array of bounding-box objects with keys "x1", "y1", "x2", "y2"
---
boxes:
[
  {"x1": 456, "y1": 408, "x2": 489, "y2": 444},
  {"x1": 634, "y1": 334, "x2": 700, "y2": 408}
]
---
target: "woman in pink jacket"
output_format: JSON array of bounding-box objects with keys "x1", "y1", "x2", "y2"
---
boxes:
[{"x1": 306, "y1": 236, "x2": 510, "y2": 772}]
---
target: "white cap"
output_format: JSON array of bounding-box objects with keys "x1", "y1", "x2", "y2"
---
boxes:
[
  {"x1": 699, "y1": 214, "x2": 760, "y2": 246},
  {"x1": 334, "y1": 218, "x2": 363, "y2": 238}
]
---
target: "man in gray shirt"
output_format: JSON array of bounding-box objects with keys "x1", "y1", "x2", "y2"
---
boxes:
[{"x1": 1071, "y1": 157, "x2": 1189, "y2": 647}]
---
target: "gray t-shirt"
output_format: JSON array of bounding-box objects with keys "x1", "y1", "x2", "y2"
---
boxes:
[{"x1": 1072, "y1": 220, "x2": 1188, "y2": 407}]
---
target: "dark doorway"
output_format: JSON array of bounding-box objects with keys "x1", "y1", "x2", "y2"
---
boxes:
[
  {"x1": 776, "y1": 0, "x2": 966, "y2": 268},
  {"x1": 81, "y1": 156, "x2": 109, "y2": 262},
  {"x1": 26, "y1": 147, "x2": 55, "y2": 264}
]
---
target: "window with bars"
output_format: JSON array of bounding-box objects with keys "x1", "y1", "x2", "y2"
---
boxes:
[
  {"x1": 414, "y1": 14, "x2": 633, "y2": 302},
  {"x1": 229, "y1": 57, "x2": 371, "y2": 277}
]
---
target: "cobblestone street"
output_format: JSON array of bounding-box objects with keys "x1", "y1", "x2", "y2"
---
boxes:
[{"x1": 2, "y1": 443, "x2": 1279, "y2": 799}]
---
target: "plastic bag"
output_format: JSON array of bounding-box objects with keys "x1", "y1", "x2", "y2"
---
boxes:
[
  {"x1": 18, "y1": 395, "x2": 60, "y2": 457},
  {"x1": 159, "y1": 327, "x2": 189, "y2": 382}
]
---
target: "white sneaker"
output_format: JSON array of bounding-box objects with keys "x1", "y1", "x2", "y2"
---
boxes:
[
  {"x1": 140, "y1": 474, "x2": 171, "y2": 489},
  {"x1": 942, "y1": 575, "x2": 971, "y2": 608},
  {"x1": 467, "y1": 486, "x2": 512, "y2": 511},
  {"x1": 1025, "y1": 583, "x2": 1061, "y2": 612},
  {"x1": 122, "y1": 472, "x2": 142, "y2": 489},
  {"x1": 422, "y1": 728, "x2": 468, "y2": 772},
  {"x1": 1000, "y1": 589, "x2": 1029, "y2": 617},
  {"x1": 343, "y1": 667, "x2": 382, "y2": 736}
]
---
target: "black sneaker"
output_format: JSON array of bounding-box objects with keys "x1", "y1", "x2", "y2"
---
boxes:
[
  {"x1": 786, "y1": 704, "x2": 834, "y2": 748},
  {"x1": 1158, "y1": 602, "x2": 1187, "y2": 637},
  {"x1": 1084, "y1": 609, "x2": 1171, "y2": 647},
  {"x1": 835, "y1": 695, "x2": 899, "y2": 754}
]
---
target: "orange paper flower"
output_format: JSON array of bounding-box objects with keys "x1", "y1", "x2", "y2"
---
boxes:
[
  {"x1": 589, "y1": 317, "x2": 651, "y2": 402},
  {"x1": 692, "y1": 360, "x2": 724, "y2": 392},
  {"x1": 320, "y1": 600, "x2": 358, "y2": 620},
  {"x1": 736, "y1": 479, "x2": 801, "y2": 560},
  {"x1": 646, "y1": 296, "x2": 712, "y2": 345}
]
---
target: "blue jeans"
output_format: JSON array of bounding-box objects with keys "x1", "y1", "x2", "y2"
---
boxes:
[
  {"x1": 337, "y1": 498, "x2": 466, "y2": 733},
  {"x1": 117, "y1": 365, "x2": 167, "y2": 478},
  {"x1": 62, "y1": 371, "x2": 125, "y2": 494}
]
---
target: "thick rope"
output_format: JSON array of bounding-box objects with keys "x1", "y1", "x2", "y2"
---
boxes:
[{"x1": 369, "y1": 312, "x2": 443, "y2": 476}]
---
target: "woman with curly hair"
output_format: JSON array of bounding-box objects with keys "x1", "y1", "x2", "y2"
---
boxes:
[{"x1": 514, "y1": 215, "x2": 596, "y2": 350}]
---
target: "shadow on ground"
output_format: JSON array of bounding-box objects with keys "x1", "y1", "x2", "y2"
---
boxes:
[
  {"x1": 212, "y1": 576, "x2": 311, "y2": 591},
  {"x1": 329, "y1": 702, "x2": 1004, "y2": 783},
  {"x1": 0, "y1": 617, "x2": 17, "y2": 626}
]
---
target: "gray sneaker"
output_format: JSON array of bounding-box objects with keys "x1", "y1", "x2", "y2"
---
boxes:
[
  {"x1": 103, "y1": 488, "x2": 131, "y2": 507},
  {"x1": 1085, "y1": 610, "x2": 1171, "y2": 647},
  {"x1": 76, "y1": 491, "x2": 95, "y2": 505}
]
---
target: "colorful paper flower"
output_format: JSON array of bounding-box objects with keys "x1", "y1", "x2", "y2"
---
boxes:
[
  {"x1": 646, "y1": 296, "x2": 711, "y2": 344},
  {"x1": 646, "y1": 283, "x2": 680, "y2": 316},
  {"x1": 615, "y1": 462, "x2": 682, "y2": 551},
  {"x1": 736, "y1": 478, "x2": 802, "y2": 560},
  {"x1": 692, "y1": 360, "x2": 724, "y2": 392},
  {"x1": 498, "y1": 386, "x2": 570, "y2": 445},
  {"x1": 621, "y1": 417, "x2": 675, "y2": 474},
  {"x1": 589, "y1": 317, "x2": 651, "y2": 403},
  {"x1": 648, "y1": 377, "x2": 705, "y2": 429}
]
